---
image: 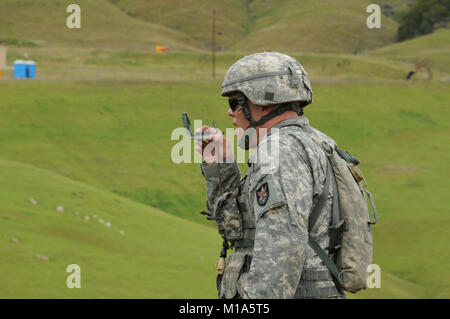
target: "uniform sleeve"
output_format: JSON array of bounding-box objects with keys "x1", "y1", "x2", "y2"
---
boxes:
[
  {"x1": 237, "y1": 139, "x2": 314, "y2": 299},
  {"x1": 201, "y1": 162, "x2": 241, "y2": 213}
]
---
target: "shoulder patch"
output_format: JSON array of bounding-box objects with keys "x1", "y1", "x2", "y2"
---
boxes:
[
  {"x1": 256, "y1": 182, "x2": 269, "y2": 206},
  {"x1": 251, "y1": 174, "x2": 287, "y2": 221}
]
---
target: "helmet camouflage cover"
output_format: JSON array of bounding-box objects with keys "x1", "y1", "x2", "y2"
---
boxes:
[{"x1": 221, "y1": 52, "x2": 313, "y2": 107}]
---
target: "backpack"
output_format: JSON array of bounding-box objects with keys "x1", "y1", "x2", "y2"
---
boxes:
[
  {"x1": 276, "y1": 122, "x2": 378, "y2": 293},
  {"x1": 306, "y1": 130, "x2": 378, "y2": 293}
]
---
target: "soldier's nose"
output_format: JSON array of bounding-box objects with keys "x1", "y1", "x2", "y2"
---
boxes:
[{"x1": 227, "y1": 108, "x2": 234, "y2": 117}]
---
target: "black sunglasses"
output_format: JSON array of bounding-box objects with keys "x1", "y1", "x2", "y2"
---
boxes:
[{"x1": 228, "y1": 94, "x2": 247, "y2": 112}]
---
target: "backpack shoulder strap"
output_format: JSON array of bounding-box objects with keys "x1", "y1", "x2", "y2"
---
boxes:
[
  {"x1": 308, "y1": 234, "x2": 341, "y2": 284},
  {"x1": 308, "y1": 158, "x2": 331, "y2": 231}
]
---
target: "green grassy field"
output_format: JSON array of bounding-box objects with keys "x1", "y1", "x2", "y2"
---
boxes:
[
  {"x1": 0, "y1": 0, "x2": 448, "y2": 299},
  {"x1": 1, "y1": 45, "x2": 431, "y2": 83},
  {"x1": 0, "y1": 78, "x2": 448, "y2": 298},
  {"x1": 0, "y1": 157, "x2": 221, "y2": 298}
]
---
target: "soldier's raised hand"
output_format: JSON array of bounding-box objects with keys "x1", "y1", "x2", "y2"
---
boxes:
[{"x1": 194, "y1": 126, "x2": 235, "y2": 163}]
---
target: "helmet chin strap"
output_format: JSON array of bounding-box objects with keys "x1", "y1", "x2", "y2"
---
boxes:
[
  {"x1": 239, "y1": 101, "x2": 297, "y2": 150},
  {"x1": 243, "y1": 102, "x2": 296, "y2": 130}
]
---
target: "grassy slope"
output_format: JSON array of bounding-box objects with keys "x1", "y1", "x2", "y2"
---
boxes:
[
  {"x1": 0, "y1": 80, "x2": 449, "y2": 298},
  {"x1": 0, "y1": 157, "x2": 221, "y2": 298},
  {"x1": 107, "y1": 0, "x2": 248, "y2": 50},
  {"x1": 0, "y1": 0, "x2": 199, "y2": 51},
  {"x1": 234, "y1": 0, "x2": 399, "y2": 53},
  {"x1": 366, "y1": 28, "x2": 450, "y2": 75},
  {"x1": 107, "y1": 0, "x2": 399, "y2": 53}
]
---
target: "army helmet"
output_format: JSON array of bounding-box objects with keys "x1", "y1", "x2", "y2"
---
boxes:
[{"x1": 221, "y1": 52, "x2": 313, "y2": 107}]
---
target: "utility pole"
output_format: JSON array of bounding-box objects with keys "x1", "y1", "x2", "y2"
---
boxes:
[{"x1": 212, "y1": 8, "x2": 216, "y2": 80}]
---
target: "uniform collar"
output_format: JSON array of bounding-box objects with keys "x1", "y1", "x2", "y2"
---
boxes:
[
  {"x1": 270, "y1": 115, "x2": 309, "y2": 130},
  {"x1": 246, "y1": 116, "x2": 309, "y2": 167}
]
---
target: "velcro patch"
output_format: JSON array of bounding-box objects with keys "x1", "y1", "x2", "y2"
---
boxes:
[{"x1": 264, "y1": 92, "x2": 274, "y2": 101}]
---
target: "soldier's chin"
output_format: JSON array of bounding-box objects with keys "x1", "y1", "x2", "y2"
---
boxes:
[{"x1": 236, "y1": 127, "x2": 257, "y2": 150}]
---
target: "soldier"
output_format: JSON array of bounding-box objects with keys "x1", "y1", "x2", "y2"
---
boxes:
[{"x1": 195, "y1": 52, "x2": 346, "y2": 299}]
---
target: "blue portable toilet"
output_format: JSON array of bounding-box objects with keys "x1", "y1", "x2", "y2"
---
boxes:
[
  {"x1": 25, "y1": 60, "x2": 36, "y2": 79},
  {"x1": 14, "y1": 60, "x2": 26, "y2": 78}
]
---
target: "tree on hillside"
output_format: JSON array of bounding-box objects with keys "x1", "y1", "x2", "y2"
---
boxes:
[{"x1": 398, "y1": 0, "x2": 450, "y2": 41}]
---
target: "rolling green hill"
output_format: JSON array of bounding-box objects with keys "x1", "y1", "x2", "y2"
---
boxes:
[
  {"x1": 107, "y1": 0, "x2": 248, "y2": 51},
  {"x1": 0, "y1": 0, "x2": 200, "y2": 51},
  {"x1": 107, "y1": 0, "x2": 400, "y2": 53},
  {"x1": 366, "y1": 28, "x2": 450, "y2": 75},
  {"x1": 232, "y1": 0, "x2": 399, "y2": 53},
  {"x1": 0, "y1": 157, "x2": 221, "y2": 298}
]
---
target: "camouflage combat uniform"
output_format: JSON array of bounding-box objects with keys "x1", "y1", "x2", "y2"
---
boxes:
[{"x1": 201, "y1": 116, "x2": 346, "y2": 299}]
